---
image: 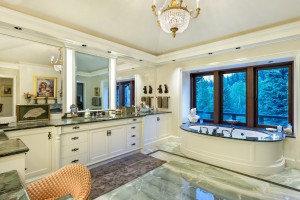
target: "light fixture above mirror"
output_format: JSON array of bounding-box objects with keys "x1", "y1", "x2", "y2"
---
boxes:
[{"x1": 51, "y1": 47, "x2": 63, "y2": 73}]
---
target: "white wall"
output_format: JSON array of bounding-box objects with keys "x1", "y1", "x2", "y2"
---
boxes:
[
  {"x1": 117, "y1": 37, "x2": 300, "y2": 169},
  {"x1": 76, "y1": 75, "x2": 108, "y2": 110}
]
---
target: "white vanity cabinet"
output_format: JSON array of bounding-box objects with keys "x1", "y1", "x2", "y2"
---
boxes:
[
  {"x1": 60, "y1": 118, "x2": 142, "y2": 168},
  {"x1": 143, "y1": 114, "x2": 170, "y2": 147},
  {"x1": 6, "y1": 127, "x2": 53, "y2": 181}
]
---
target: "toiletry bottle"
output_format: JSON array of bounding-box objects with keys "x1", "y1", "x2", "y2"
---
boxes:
[{"x1": 277, "y1": 125, "x2": 282, "y2": 132}]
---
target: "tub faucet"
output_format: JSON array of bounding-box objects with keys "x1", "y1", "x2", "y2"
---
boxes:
[
  {"x1": 229, "y1": 127, "x2": 235, "y2": 137},
  {"x1": 201, "y1": 127, "x2": 208, "y2": 134}
]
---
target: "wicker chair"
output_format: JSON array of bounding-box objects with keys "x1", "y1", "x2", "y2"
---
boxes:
[{"x1": 26, "y1": 164, "x2": 91, "y2": 200}]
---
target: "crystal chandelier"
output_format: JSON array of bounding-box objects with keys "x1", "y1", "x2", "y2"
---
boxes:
[
  {"x1": 51, "y1": 47, "x2": 63, "y2": 73},
  {"x1": 152, "y1": 0, "x2": 200, "y2": 38}
]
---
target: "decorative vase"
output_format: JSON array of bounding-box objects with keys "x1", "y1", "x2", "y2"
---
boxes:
[{"x1": 25, "y1": 98, "x2": 31, "y2": 104}]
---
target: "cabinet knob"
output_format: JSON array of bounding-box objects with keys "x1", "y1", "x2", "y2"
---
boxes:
[
  {"x1": 71, "y1": 159, "x2": 79, "y2": 163},
  {"x1": 73, "y1": 126, "x2": 80, "y2": 129},
  {"x1": 131, "y1": 135, "x2": 136, "y2": 137},
  {"x1": 131, "y1": 126, "x2": 136, "y2": 129},
  {"x1": 157, "y1": 117, "x2": 160, "y2": 121},
  {"x1": 71, "y1": 137, "x2": 79, "y2": 140},
  {"x1": 131, "y1": 143, "x2": 136, "y2": 146},
  {"x1": 133, "y1": 119, "x2": 137, "y2": 121},
  {"x1": 72, "y1": 148, "x2": 79, "y2": 152},
  {"x1": 48, "y1": 132, "x2": 52, "y2": 140},
  {"x1": 107, "y1": 130, "x2": 111, "y2": 136}
]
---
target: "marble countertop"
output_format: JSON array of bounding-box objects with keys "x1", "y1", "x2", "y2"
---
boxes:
[
  {"x1": 0, "y1": 170, "x2": 29, "y2": 200},
  {"x1": 1, "y1": 112, "x2": 171, "y2": 132},
  {"x1": 180, "y1": 122, "x2": 286, "y2": 142},
  {"x1": 0, "y1": 131, "x2": 29, "y2": 158}
]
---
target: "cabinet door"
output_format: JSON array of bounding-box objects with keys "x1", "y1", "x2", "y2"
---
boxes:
[
  {"x1": 16, "y1": 132, "x2": 52, "y2": 179},
  {"x1": 108, "y1": 127, "x2": 126, "y2": 157},
  {"x1": 89, "y1": 129, "x2": 109, "y2": 163},
  {"x1": 143, "y1": 116, "x2": 157, "y2": 145},
  {"x1": 156, "y1": 115, "x2": 169, "y2": 138}
]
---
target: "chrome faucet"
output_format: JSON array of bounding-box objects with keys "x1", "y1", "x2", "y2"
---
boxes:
[
  {"x1": 201, "y1": 127, "x2": 209, "y2": 134},
  {"x1": 229, "y1": 127, "x2": 235, "y2": 137}
]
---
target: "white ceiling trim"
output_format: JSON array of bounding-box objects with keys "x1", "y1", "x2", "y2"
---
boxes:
[
  {"x1": 1, "y1": 6, "x2": 300, "y2": 65},
  {"x1": 76, "y1": 68, "x2": 108, "y2": 77}
]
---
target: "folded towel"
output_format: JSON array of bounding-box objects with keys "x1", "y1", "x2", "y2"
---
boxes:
[
  {"x1": 146, "y1": 97, "x2": 151, "y2": 107},
  {"x1": 162, "y1": 97, "x2": 168, "y2": 109},
  {"x1": 157, "y1": 96, "x2": 162, "y2": 108},
  {"x1": 92, "y1": 97, "x2": 101, "y2": 106}
]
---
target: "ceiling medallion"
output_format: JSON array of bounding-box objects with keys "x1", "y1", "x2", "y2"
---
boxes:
[
  {"x1": 152, "y1": 0, "x2": 200, "y2": 38},
  {"x1": 51, "y1": 47, "x2": 63, "y2": 73}
]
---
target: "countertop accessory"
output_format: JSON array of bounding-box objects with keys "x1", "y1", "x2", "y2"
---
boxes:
[
  {"x1": 157, "y1": 85, "x2": 163, "y2": 94},
  {"x1": 143, "y1": 86, "x2": 147, "y2": 94},
  {"x1": 70, "y1": 104, "x2": 78, "y2": 118},
  {"x1": 164, "y1": 84, "x2": 168, "y2": 93},
  {"x1": 149, "y1": 86, "x2": 152, "y2": 94}
]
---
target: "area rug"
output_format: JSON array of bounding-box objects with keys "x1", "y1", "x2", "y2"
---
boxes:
[{"x1": 90, "y1": 153, "x2": 166, "y2": 199}]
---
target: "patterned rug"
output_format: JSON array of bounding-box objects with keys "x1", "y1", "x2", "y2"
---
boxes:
[{"x1": 90, "y1": 153, "x2": 166, "y2": 199}]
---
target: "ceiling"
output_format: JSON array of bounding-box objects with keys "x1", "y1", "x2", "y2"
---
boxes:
[
  {"x1": 75, "y1": 52, "x2": 109, "y2": 73},
  {"x1": 1, "y1": 0, "x2": 300, "y2": 55},
  {"x1": 0, "y1": 33, "x2": 59, "y2": 66}
]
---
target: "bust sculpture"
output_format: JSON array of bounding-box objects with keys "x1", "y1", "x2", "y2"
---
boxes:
[{"x1": 187, "y1": 108, "x2": 200, "y2": 123}]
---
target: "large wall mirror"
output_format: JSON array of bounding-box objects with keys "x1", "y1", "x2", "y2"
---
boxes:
[
  {"x1": 0, "y1": 33, "x2": 64, "y2": 123},
  {"x1": 75, "y1": 52, "x2": 109, "y2": 111}
]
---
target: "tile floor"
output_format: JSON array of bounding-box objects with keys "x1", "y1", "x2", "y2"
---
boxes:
[{"x1": 97, "y1": 151, "x2": 300, "y2": 200}]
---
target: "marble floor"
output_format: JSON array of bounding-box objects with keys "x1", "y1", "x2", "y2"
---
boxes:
[
  {"x1": 156, "y1": 142, "x2": 300, "y2": 191},
  {"x1": 97, "y1": 151, "x2": 300, "y2": 200}
]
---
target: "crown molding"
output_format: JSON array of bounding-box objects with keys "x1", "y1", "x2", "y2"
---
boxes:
[{"x1": 1, "y1": 6, "x2": 300, "y2": 66}]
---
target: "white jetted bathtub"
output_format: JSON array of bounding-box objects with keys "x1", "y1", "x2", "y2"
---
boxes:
[{"x1": 180, "y1": 125, "x2": 285, "y2": 175}]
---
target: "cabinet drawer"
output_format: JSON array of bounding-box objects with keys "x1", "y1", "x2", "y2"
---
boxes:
[
  {"x1": 127, "y1": 139, "x2": 139, "y2": 151},
  {"x1": 127, "y1": 118, "x2": 141, "y2": 123},
  {"x1": 126, "y1": 131, "x2": 139, "y2": 142},
  {"x1": 61, "y1": 153, "x2": 88, "y2": 166},
  {"x1": 126, "y1": 124, "x2": 140, "y2": 133},
  {"x1": 62, "y1": 142, "x2": 88, "y2": 158},
  {"x1": 61, "y1": 124, "x2": 89, "y2": 133},
  {"x1": 62, "y1": 132, "x2": 88, "y2": 146}
]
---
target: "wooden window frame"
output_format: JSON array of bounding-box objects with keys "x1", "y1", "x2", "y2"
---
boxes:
[
  {"x1": 117, "y1": 80, "x2": 135, "y2": 107},
  {"x1": 190, "y1": 61, "x2": 294, "y2": 128}
]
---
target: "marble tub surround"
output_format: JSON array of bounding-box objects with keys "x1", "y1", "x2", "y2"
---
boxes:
[
  {"x1": 90, "y1": 153, "x2": 166, "y2": 199},
  {"x1": 181, "y1": 122, "x2": 286, "y2": 142},
  {"x1": 0, "y1": 170, "x2": 29, "y2": 200},
  {"x1": 98, "y1": 151, "x2": 300, "y2": 200}
]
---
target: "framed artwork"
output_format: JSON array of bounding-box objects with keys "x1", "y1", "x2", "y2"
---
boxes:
[
  {"x1": 94, "y1": 87, "x2": 100, "y2": 96},
  {"x1": 16, "y1": 104, "x2": 50, "y2": 122},
  {"x1": 1, "y1": 85, "x2": 12, "y2": 97},
  {"x1": 33, "y1": 76, "x2": 57, "y2": 99},
  {"x1": 70, "y1": 104, "x2": 78, "y2": 118}
]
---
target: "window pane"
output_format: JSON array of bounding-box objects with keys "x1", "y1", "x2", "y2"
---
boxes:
[
  {"x1": 257, "y1": 68, "x2": 289, "y2": 126},
  {"x1": 116, "y1": 85, "x2": 119, "y2": 107},
  {"x1": 124, "y1": 83, "x2": 131, "y2": 107},
  {"x1": 223, "y1": 72, "x2": 246, "y2": 123},
  {"x1": 195, "y1": 75, "x2": 214, "y2": 120}
]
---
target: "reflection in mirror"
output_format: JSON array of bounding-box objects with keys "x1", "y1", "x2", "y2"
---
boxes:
[
  {"x1": 0, "y1": 33, "x2": 64, "y2": 123},
  {"x1": 75, "y1": 52, "x2": 109, "y2": 111},
  {"x1": 0, "y1": 77, "x2": 13, "y2": 117}
]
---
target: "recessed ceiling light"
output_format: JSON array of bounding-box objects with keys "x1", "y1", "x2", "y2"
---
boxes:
[
  {"x1": 107, "y1": 51, "x2": 112, "y2": 53},
  {"x1": 82, "y1": 44, "x2": 87, "y2": 47},
  {"x1": 14, "y1": 26, "x2": 22, "y2": 30},
  {"x1": 172, "y1": 60, "x2": 176, "y2": 62},
  {"x1": 139, "y1": 59, "x2": 143, "y2": 61},
  {"x1": 236, "y1": 47, "x2": 241, "y2": 49},
  {"x1": 131, "y1": 68, "x2": 135, "y2": 70},
  {"x1": 268, "y1": 61, "x2": 274, "y2": 63},
  {"x1": 208, "y1": 52, "x2": 213, "y2": 55}
]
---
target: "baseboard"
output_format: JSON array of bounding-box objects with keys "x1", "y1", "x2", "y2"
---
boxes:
[{"x1": 167, "y1": 136, "x2": 181, "y2": 142}]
